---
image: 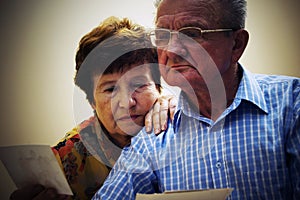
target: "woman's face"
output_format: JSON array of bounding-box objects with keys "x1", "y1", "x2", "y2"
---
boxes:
[{"x1": 92, "y1": 64, "x2": 160, "y2": 139}]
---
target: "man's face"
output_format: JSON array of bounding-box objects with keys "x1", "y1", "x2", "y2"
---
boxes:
[
  {"x1": 155, "y1": 0, "x2": 235, "y2": 91},
  {"x1": 92, "y1": 64, "x2": 159, "y2": 138}
]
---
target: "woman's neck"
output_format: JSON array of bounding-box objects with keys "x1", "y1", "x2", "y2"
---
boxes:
[{"x1": 98, "y1": 118, "x2": 132, "y2": 148}]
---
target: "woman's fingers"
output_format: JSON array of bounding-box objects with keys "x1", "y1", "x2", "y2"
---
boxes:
[
  {"x1": 10, "y1": 184, "x2": 45, "y2": 200},
  {"x1": 145, "y1": 109, "x2": 153, "y2": 133},
  {"x1": 144, "y1": 95, "x2": 177, "y2": 135}
]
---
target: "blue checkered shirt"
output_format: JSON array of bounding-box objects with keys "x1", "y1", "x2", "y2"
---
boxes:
[{"x1": 93, "y1": 68, "x2": 300, "y2": 200}]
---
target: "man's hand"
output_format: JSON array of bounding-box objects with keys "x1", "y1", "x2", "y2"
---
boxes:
[
  {"x1": 145, "y1": 95, "x2": 177, "y2": 135},
  {"x1": 10, "y1": 184, "x2": 69, "y2": 200}
]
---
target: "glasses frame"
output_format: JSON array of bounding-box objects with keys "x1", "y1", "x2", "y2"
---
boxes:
[{"x1": 149, "y1": 27, "x2": 234, "y2": 47}]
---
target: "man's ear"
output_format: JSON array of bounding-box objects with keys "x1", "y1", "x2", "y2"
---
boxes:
[{"x1": 231, "y1": 29, "x2": 249, "y2": 63}]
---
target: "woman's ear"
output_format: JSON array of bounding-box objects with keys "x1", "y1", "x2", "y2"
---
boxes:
[
  {"x1": 231, "y1": 29, "x2": 249, "y2": 63},
  {"x1": 90, "y1": 101, "x2": 96, "y2": 110}
]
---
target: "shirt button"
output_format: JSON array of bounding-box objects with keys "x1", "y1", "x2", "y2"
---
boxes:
[{"x1": 216, "y1": 162, "x2": 222, "y2": 169}]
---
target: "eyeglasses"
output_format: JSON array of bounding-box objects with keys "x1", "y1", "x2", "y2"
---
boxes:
[{"x1": 149, "y1": 27, "x2": 234, "y2": 47}]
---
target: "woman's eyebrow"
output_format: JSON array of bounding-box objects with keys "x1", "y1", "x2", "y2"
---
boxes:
[{"x1": 97, "y1": 80, "x2": 116, "y2": 89}]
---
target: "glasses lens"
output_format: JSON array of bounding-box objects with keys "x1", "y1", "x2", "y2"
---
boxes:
[
  {"x1": 150, "y1": 29, "x2": 170, "y2": 47},
  {"x1": 179, "y1": 28, "x2": 202, "y2": 38}
]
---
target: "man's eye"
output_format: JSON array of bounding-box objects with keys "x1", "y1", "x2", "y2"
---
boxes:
[
  {"x1": 133, "y1": 83, "x2": 145, "y2": 89},
  {"x1": 155, "y1": 30, "x2": 170, "y2": 40},
  {"x1": 180, "y1": 29, "x2": 201, "y2": 38},
  {"x1": 132, "y1": 83, "x2": 148, "y2": 92},
  {"x1": 135, "y1": 82, "x2": 145, "y2": 87}
]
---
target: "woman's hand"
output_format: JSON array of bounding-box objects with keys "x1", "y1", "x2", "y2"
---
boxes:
[
  {"x1": 10, "y1": 184, "x2": 70, "y2": 200},
  {"x1": 145, "y1": 95, "x2": 177, "y2": 135}
]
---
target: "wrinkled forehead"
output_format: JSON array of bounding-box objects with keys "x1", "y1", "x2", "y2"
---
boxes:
[
  {"x1": 95, "y1": 64, "x2": 153, "y2": 84},
  {"x1": 156, "y1": 15, "x2": 207, "y2": 29},
  {"x1": 123, "y1": 63, "x2": 152, "y2": 76},
  {"x1": 108, "y1": 63, "x2": 152, "y2": 77},
  {"x1": 156, "y1": 0, "x2": 219, "y2": 29}
]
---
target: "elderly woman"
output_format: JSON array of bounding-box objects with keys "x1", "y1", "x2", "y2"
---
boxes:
[{"x1": 10, "y1": 16, "x2": 175, "y2": 200}]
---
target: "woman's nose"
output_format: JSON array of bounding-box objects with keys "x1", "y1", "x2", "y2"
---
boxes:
[{"x1": 118, "y1": 91, "x2": 136, "y2": 109}]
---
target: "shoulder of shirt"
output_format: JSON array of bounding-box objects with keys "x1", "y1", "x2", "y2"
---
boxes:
[
  {"x1": 125, "y1": 125, "x2": 174, "y2": 154},
  {"x1": 246, "y1": 72, "x2": 299, "y2": 104},
  {"x1": 129, "y1": 128, "x2": 149, "y2": 145},
  {"x1": 254, "y1": 73, "x2": 300, "y2": 86},
  {"x1": 52, "y1": 116, "x2": 95, "y2": 147},
  {"x1": 123, "y1": 128, "x2": 157, "y2": 152}
]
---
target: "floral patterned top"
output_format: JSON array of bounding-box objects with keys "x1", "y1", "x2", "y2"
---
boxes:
[{"x1": 52, "y1": 115, "x2": 122, "y2": 199}]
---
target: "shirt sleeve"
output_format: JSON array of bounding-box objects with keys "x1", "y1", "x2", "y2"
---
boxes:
[
  {"x1": 92, "y1": 144, "x2": 159, "y2": 200},
  {"x1": 286, "y1": 79, "x2": 300, "y2": 199}
]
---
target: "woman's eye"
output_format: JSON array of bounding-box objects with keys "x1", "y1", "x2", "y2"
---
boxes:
[{"x1": 103, "y1": 86, "x2": 115, "y2": 93}]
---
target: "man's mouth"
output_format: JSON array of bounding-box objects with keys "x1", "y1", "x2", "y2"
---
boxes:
[
  {"x1": 171, "y1": 64, "x2": 189, "y2": 69},
  {"x1": 168, "y1": 64, "x2": 197, "y2": 72}
]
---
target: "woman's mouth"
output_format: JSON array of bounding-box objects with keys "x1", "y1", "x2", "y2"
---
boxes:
[{"x1": 117, "y1": 115, "x2": 140, "y2": 122}]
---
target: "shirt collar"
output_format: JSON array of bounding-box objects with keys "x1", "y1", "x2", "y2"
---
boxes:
[
  {"x1": 173, "y1": 65, "x2": 269, "y2": 129},
  {"x1": 236, "y1": 66, "x2": 269, "y2": 114},
  {"x1": 173, "y1": 92, "x2": 209, "y2": 132}
]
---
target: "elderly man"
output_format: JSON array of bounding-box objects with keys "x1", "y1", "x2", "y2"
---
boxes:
[{"x1": 94, "y1": 0, "x2": 300, "y2": 199}]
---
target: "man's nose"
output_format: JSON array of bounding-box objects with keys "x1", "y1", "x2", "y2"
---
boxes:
[{"x1": 166, "y1": 32, "x2": 188, "y2": 58}]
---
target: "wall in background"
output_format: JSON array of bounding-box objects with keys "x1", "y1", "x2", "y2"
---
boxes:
[{"x1": 240, "y1": 0, "x2": 300, "y2": 76}]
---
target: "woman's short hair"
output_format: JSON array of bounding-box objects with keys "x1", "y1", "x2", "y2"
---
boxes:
[{"x1": 74, "y1": 16, "x2": 160, "y2": 104}]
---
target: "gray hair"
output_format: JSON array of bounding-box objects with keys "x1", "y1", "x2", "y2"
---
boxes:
[{"x1": 153, "y1": 0, "x2": 247, "y2": 29}]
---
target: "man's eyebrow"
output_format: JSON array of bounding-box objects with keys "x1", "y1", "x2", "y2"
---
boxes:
[
  {"x1": 179, "y1": 19, "x2": 206, "y2": 28},
  {"x1": 131, "y1": 75, "x2": 149, "y2": 80}
]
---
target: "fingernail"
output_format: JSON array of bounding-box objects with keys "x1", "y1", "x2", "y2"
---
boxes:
[
  {"x1": 161, "y1": 122, "x2": 166, "y2": 131},
  {"x1": 145, "y1": 126, "x2": 151, "y2": 132},
  {"x1": 163, "y1": 122, "x2": 167, "y2": 130},
  {"x1": 154, "y1": 128, "x2": 161, "y2": 134}
]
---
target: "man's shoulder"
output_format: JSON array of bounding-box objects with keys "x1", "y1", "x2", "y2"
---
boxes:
[
  {"x1": 254, "y1": 73, "x2": 299, "y2": 87},
  {"x1": 249, "y1": 73, "x2": 299, "y2": 98},
  {"x1": 128, "y1": 124, "x2": 175, "y2": 154},
  {"x1": 128, "y1": 128, "x2": 152, "y2": 150},
  {"x1": 251, "y1": 73, "x2": 300, "y2": 109}
]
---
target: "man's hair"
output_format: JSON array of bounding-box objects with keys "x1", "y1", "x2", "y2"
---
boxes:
[
  {"x1": 154, "y1": 0, "x2": 247, "y2": 29},
  {"x1": 74, "y1": 16, "x2": 160, "y2": 104}
]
